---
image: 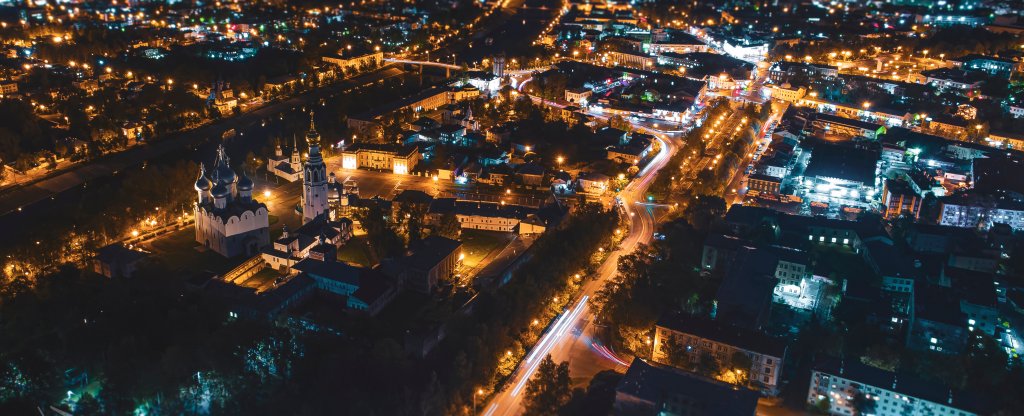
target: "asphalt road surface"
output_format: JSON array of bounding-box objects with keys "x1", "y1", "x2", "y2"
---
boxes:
[{"x1": 482, "y1": 122, "x2": 680, "y2": 416}]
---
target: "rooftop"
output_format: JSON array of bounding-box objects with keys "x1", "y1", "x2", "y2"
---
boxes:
[
  {"x1": 813, "y1": 357, "x2": 990, "y2": 415},
  {"x1": 803, "y1": 140, "x2": 879, "y2": 184},
  {"x1": 656, "y1": 312, "x2": 787, "y2": 358},
  {"x1": 616, "y1": 358, "x2": 759, "y2": 416}
]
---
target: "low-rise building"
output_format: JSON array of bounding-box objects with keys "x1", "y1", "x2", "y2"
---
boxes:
[
  {"x1": 615, "y1": 358, "x2": 759, "y2": 416},
  {"x1": 266, "y1": 142, "x2": 303, "y2": 182},
  {"x1": 747, "y1": 174, "x2": 781, "y2": 195},
  {"x1": 92, "y1": 243, "x2": 150, "y2": 278},
  {"x1": 606, "y1": 50, "x2": 655, "y2": 69},
  {"x1": 653, "y1": 315, "x2": 787, "y2": 396},
  {"x1": 292, "y1": 259, "x2": 396, "y2": 316},
  {"x1": 340, "y1": 143, "x2": 421, "y2": 174},
  {"x1": 807, "y1": 113, "x2": 886, "y2": 141},
  {"x1": 565, "y1": 87, "x2": 592, "y2": 105},
  {"x1": 382, "y1": 236, "x2": 463, "y2": 294},
  {"x1": 321, "y1": 51, "x2": 384, "y2": 71}
]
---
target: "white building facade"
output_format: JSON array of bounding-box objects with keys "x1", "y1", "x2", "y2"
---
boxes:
[
  {"x1": 302, "y1": 113, "x2": 330, "y2": 223},
  {"x1": 194, "y1": 146, "x2": 270, "y2": 257}
]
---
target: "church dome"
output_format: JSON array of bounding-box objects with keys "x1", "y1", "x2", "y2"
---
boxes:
[
  {"x1": 194, "y1": 163, "x2": 212, "y2": 191},
  {"x1": 211, "y1": 183, "x2": 230, "y2": 199},
  {"x1": 216, "y1": 164, "x2": 237, "y2": 186},
  {"x1": 195, "y1": 173, "x2": 212, "y2": 192},
  {"x1": 237, "y1": 174, "x2": 254, "y2": 191}
]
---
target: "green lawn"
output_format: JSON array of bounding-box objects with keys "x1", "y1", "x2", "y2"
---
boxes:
[
  {"x1": 147, "y1": 228, "x2": 238, "y2": 274},
  {"x1": 459, "y1": 230, "x2": 514, "y2": 269},
  {"x1": 337, "y1": 237, "x2": 374, "y2": 267}
]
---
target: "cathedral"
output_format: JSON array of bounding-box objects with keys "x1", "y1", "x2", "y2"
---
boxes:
[
  {"x1": 194, "y1": 145, "x2": 270, "y2": 257},
  {"x1": 301, "y1": 112, "x2": 329, "y2": 223}
]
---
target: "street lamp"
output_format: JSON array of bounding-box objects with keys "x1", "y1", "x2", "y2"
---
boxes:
[{"x1": 473, "y1": 388, "x2": 484, "y2": 413}]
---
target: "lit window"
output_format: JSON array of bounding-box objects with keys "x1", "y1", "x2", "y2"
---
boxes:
[
  {"x1": 930, "y1": 337, "x2": 938, "y2": 344},
  {"x1": 843, "y1": 238, "x2": 849, "y2": 244}
]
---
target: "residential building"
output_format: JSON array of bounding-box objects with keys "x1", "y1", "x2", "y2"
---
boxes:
[
  {"x1": 747, "y1": 174, "x2": 781, "y2": 195},
  {"x1": 881, "y1": 178, "x2": 922, "y2": 220},
  {"x1": 938, "y1": 191, "x2": 1024, "y2": 231},
  {"x1": 614, "y1": 358, "x2": 759, "y2": 416},
  {"x1": 807, "y1": 357, "x2": 986, "y2": 416},
  {"x1": 653, "y1": 315, "x2": 787, "y2": 396},
  {"x1": 907, "y1": 285, "x2": 968, "y2": 354}
]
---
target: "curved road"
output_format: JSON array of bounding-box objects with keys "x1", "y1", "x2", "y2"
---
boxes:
[{"x1": 482, "y1": 121, "x2": 681, "y2": 416}]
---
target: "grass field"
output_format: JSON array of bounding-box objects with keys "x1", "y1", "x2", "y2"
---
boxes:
[
  {"x1": 459, "y1": 229, "x2": 514, "y2": 269},
  {"x1": 337, "y1": 236, "x2": 374, "y2": 267},
  {"x1": 147, "y1": 228, "x2": 238, "y2": 274}
]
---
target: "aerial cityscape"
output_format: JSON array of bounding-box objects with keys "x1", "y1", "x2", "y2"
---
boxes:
[{"x1": 1, "y1": 0, "x2": 1024, "y2": 415}]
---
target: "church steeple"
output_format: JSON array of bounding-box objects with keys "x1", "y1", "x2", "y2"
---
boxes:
[{"x1": 301, "y1": 111, "x2": 328, "y2": 223}]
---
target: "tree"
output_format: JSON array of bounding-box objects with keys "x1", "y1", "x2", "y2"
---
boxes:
[
  {"x1": 431, "y1": 211, "x2": 461, "y2": 240},
  {"x1": 523, "y1": 355, "x2": 572, "y2": 416},
  {"x1": 354, "y1": 203, "x2": 404, "y2": 261},
  {"x1": 661, "y1": 334, "x2": 690, "y2": 369},
  {"x1": 559, "y1": 370, "x2": 622, "y2": 416},
  {"x1": 684, "y1": 195, "x2": 726, "y2": 231},
  {"x1": 726, "y1": 351, "x2": 753, "y2": 386},
  {"x1": 75, "y1": 392, "x2": 103, "y2": 415},
  {"x1": 608, "y1": 115, "x2": 631, "y2": 132},
  {"x1": 851, "y1": 391, "x2": 876, "y2": 416}
]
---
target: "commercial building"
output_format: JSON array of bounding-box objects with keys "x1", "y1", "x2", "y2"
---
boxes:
[
  {"x1": 768, "y1": 61, "x2": 838, "y2": 83},
  {"x1": 798, "y1": 140, "x2": 881, "y2": 210},
  {"x1": 807, "y1": 113, "x2": 887, "y2": 141},
  {"x1": 606, "y1": 50, "x2": 655, "y2": 69},
  {"x1": 340, "y1": 143, "x2": 421, "y2": 174},
  {"x1": 321, "y1": 51, "x2": 384, "y2": 71}
]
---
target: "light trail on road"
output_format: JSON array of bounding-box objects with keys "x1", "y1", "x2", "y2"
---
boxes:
[
  {"x1": 508, "y1": 295, "x2": 590, "y2": 398},
  {"x1": 481, "y1": 98, "x2": 682, "y2": 415}
]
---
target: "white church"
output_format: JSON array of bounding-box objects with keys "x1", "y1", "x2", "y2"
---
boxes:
[
  {"x1": 266, "y1": 136, "x2": 303, "y2": 182},
  {"x1": 194, "y1": 145, "x2": 270, "y2": 257}
]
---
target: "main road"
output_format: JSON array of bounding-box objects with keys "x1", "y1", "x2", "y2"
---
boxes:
[{"x1": 482, "y1": 113, "x2": 683, "y2": 416}]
